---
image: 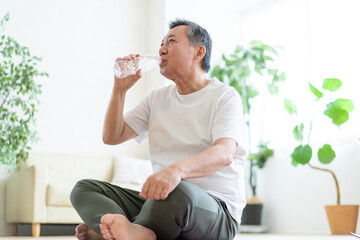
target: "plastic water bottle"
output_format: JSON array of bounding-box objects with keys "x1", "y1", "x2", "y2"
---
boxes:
[{"x1": 113, "y1": 55, "x2": 161, "y2": 78}]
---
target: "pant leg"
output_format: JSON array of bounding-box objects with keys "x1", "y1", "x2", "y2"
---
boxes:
[
  {"x1": 70, "y1": 179, "x2": 145, "y2": 234},
  {"x1": 134, "y1": 180, "x2": 239, "y2": 240}
]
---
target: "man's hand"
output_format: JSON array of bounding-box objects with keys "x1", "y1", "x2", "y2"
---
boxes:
[
  {"x1": 114, "y1": 54, "x2": 143, "y2": 91},
  {"x1": 139, "y1": 167, "x2": 181, "y2": 200}
]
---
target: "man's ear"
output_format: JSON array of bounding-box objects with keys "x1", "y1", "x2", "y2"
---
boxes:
[{"x1": 195, "y1": 46, "x2": 206, "y2": 60}]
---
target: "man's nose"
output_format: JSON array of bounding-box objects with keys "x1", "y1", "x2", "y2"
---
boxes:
[{"x1": 159, "y1": 46, "x2": 167, "y2": 56}]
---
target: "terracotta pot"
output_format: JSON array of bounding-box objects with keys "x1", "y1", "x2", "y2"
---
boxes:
[{"x1": 325, "y1": 205, "x2": 359, "y2": 235}]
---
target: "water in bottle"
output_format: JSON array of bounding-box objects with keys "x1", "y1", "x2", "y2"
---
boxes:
[{"x1": 113, "y1": 55, "x2": 161, "y2": 78}]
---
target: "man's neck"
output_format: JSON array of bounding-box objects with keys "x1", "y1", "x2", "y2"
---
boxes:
[{"x1": 174, "y1": 71, "x2": 210, "y2": 95}]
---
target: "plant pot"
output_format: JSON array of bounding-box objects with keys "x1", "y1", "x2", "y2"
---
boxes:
[
  {"x1": 325, "y1": 205, "x2": 359, "y2": 235},
  {"x1": 241, "y1": 203, "x2": 263, "y2": 225}
]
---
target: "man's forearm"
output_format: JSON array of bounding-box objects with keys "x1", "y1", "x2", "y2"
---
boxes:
[
  {"x1": 139, "y1": 139, "x2": 237, "y2": 200},
  {"x1": 102, "y1": 87, "x2": 127, "y2": 145},
  {"x1": 169, "y1": 138, "x2": 237, "y2": 179}
]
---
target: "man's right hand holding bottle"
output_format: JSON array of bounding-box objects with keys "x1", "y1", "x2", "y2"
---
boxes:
[{"x1": 113, "y1": 54, "x2": 143, "y2": 91}]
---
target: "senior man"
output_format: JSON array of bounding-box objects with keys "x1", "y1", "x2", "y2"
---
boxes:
[{"x1": 70, "y1": 18, "x2": 246, "y2": 240}]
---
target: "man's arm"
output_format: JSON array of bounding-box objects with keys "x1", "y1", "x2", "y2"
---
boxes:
[
  {"x1": 102, "y1": 56, "x2": 142, "y2": 145},
  {"x1": 102, "y1": 88, "x2": 137, "y2": 145},
  {"x1": 139, "y1": 138, "x2": 237, "y2": 200}
]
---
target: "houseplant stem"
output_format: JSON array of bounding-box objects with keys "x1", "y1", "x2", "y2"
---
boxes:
[{"x1": 307, "y1": 163, "x2": 340, "y2": 205}]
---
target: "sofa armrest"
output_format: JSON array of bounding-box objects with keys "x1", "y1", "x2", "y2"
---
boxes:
[{"x1": 6, "y1": 164, "x2": 47, "y2": 223}]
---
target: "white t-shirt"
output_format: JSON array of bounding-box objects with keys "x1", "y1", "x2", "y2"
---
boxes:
[{"x1": 124, "y1": 78, "x2": 246, "y2": 223}]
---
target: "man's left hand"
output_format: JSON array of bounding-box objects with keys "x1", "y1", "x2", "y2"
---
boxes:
[{"x1": 139, "y1": 167, "x2": 181, "y2": 200}]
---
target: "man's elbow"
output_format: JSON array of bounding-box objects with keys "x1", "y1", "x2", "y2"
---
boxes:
[
  {"x1": 102, "y1": 135, "x2": 112, "y2": 145},
  {"x1": 102, "y1": 135, "x2": 118, "y2": 145},
  {"x1": 223, "y1": 152, "x2": 233, "y2": 166}
]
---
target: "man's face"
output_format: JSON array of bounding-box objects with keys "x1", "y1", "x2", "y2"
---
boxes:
[{"x1": 159, "y1": 25, "x2": 198, "y2": 79}]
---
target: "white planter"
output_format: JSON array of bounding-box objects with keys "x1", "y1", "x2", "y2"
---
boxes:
[{"x1": 0, "y1": 166, "x2": 11, "y2": 236}]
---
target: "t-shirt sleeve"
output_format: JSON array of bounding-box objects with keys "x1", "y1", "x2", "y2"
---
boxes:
[
  {"x1": 212, "y1": 88, "x2": 245, "y2": 148},
  {"x1": 124, "y1": 94, "x2": 151, "y2": 143}
]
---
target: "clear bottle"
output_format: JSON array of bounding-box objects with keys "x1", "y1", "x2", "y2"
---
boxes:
[{"x1": 113, "y1": 55, "x2": 161, "y2": 78}]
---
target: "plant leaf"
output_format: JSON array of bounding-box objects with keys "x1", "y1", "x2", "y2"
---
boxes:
[
  {"x1": 318, "y1": 144, "x2": 336, "y2": 164},
  {"x1": 248, "y1": 143, "x2": 274, "y2": 169},
  {"x1": 324, "y1": 101, "x2": 350, "y2": 126},
  {"x1": 309, "y1": 83, "x2": 323, "y2": 100},
  {"x1": 322, "y1": 78, "x2": 342, "y2": 91},
  {"x1": 223, "y1": 54, "x2": 239, "y2": 66},
  {"x1": 291, "y1": 158, "x2": 300, "y2": 166},
  {"x1": 284, "y1": 98, "x2": 297, "y2": 115},
  {"x1": 291, "y1": 144, "x2": 312, "y2": 165},
  {"x1": 234, "y1": 45, "x2": 243, "y2": 54},
  {"x1": 293, "y1": 123, "x2": 304, "y2": 141},
  {"x1": 267, "y1": 82, "x2": 278, "y2": 95},
  {"x1": 334, "y1": 98, "x2": 354, "y2": 113},
  {"x1": 247, "y1": 85, "x2": 259, "y2": 99}
]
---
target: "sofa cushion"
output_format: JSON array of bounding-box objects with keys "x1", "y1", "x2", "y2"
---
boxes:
[
  {"x1": 46, "y1": 183, "x2": 73, "y2": 207},
  {"x1": 111, "y1": 156, "x2": 152, "y2": 187},
  {"x1": 26, "y1": 152, "x2": 115, "y2": 184}
]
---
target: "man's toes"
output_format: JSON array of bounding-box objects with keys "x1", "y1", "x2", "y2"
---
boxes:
[
  {"x1": 76, "y1": 224, "x2": 88, "y2": 233},
  {"x1": 100, "y1": 224, "x2": 112, "y2": 238},
  {"x1": 101, "y1": 213, "x2": 116, "y2": 226},
  {"x1": 75, "y1": 224, "x2": 87, "y2": 238},
  {"x1": 102, "y1": 231, "x2": 113, "y2": 240}
]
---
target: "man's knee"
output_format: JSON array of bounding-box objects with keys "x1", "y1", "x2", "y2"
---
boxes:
[
  {"x1": 134, "y1": 181, "x2": 212, "y2": 239},
  {"x1": 139, "y1": 181, "x2": 198, "y2": 223},
  {"x1": 70, "y1": 179, "x2": 98, "y2": 208}
]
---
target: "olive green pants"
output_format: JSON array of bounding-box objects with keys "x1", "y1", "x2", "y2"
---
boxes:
[{"x1": 70, "y1": 179, "x2": 238, "y2": 240}]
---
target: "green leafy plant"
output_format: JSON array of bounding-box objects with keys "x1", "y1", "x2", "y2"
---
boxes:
[
  {"x1": 0, "y1": 13, "x2": 48, "y2": 172},
  {"x1": 285, "y1": 78, "x2": 354, "y2": 205},
  {"x1": 211, "y1": 40, "x2": 285, "y2": 197}
]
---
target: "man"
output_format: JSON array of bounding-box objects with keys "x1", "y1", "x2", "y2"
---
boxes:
[{"x1": 70, "y1": 18, "x2": 246, "y2": 240}]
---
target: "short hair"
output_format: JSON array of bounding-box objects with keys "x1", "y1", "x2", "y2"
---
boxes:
[{"x1": 169, "y1": 18, "x2": 212, "y2": 73}]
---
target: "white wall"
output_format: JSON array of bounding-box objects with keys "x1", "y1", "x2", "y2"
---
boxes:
[
  {"x1": 0, "y1": 0, "x2": 169, "y2": 159},
  {"x1": 0, "y1": 0, "x2": 152, "y2": 158}
]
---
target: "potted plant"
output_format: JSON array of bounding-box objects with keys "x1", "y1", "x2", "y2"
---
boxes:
[
  {"x1": 211, "y1": 40, "x2": 285, "y2": 226},
  {"x1": 0, "y1": 13, "x2": 47, "y2": 173},
  {"x1": 284, "y1": 78, "x2": 358, "y2": 235}
]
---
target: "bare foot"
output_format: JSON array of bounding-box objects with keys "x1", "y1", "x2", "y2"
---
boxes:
[
  {"x1": 75, "y1": 224, "x2": 105, "y2": 240},
  {"x1": 100, "y1": 214, "x2": 156, "y2": 240}
]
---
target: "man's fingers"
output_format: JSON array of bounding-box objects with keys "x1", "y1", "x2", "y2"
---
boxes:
[
  {"x1": 115, "y1": 54, "x2": 140, "y2": 62},
  {"x1": 160, "y1": 185, "x2": 173, "y2": 199},
  {"x1": 146, "y1": 183, "x2": 158, "y2": 200},
  {"x1": 153, "y1": 185, "x2": 166, "y2": 200},
  {"x1": 135, "y1": 69, "x2": 142, "y2": 79}
]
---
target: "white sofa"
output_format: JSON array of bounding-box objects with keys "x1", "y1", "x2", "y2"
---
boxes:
[{"x1": 5, "y1": 152, "x2": 151, "y2": 237}]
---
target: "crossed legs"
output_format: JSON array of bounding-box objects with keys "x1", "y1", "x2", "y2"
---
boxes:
[{"x1": 70, "y1": 179, "x2": 238, "y2": 240}]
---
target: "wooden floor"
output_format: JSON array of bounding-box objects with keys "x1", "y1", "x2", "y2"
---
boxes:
[
  {"x1": 0, "y1": 237, "x2": 75, "y2": 240},
  {"x1": 234, "y1": 234, "x2": 354, "y2": 239}
]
